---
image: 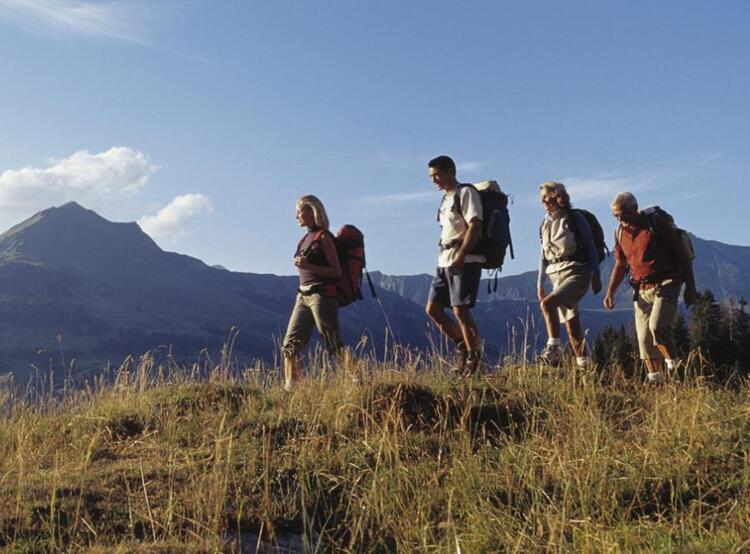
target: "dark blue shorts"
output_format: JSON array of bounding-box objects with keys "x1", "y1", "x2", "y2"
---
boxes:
[{"x1": 427, "y1": 263, "x2": 482, "y2": 308}]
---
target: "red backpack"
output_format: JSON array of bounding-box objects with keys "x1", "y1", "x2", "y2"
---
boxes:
[{"x1": 334, "y1": 225, "x2": 376, "y2": 306}]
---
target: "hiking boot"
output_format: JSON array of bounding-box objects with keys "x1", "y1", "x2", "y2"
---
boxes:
[
  {"x1": 538, "y1": 345, "x2": 562, "y2": 367},
  {"x1": 452, "y1": 341, "x2": 469, "y2": 376},
  {"x1": 466, "y1": 349, "x2": 484, "y2": 377}
]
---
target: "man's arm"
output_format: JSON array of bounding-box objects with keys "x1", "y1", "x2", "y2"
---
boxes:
[
  {"x1": 451, "y1": 186, "x2": 483, "y2": 266},
  {"x1": 452, "y1": 218, "x2": 481, "y2": 265},
  {"x1": 604, "y1": 235, "x2": 628, "y2": 309},
  {"x1": 603, "y1": 257, "x2": 627, "y2": 310}
]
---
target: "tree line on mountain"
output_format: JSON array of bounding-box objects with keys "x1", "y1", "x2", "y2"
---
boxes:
[{"x1": 593, "y1": 290, "x2": 750, "y2": 379}]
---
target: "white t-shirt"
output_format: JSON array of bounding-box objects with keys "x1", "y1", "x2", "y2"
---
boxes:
[{"x1": 437, "y1": 185, "x2": 485, "y2": 267}]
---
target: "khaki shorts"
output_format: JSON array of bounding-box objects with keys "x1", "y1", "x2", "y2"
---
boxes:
[
  {"x1": 634, "y1": 279, "x2": 680, "y2": 359},
  {"x1": 547, "y1": 264, "x2": 591, "y2": 323},
  {"x1": 282, "y1": 292, "x2": 342, "y2": 358}
]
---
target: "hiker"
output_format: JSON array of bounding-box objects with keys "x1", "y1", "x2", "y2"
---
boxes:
[
  {"x1": 537, "y1": 182, "x2": 602, "y2": 368},
  {"x1": 281, "y1": 195, "x2": 342, "y2": 391},
  {"x1": 425, "y1": 155, "x2": 484, "y2": 375},
  {"x1": 603, "y1": 192, "x2": 698, "y2": 384}
]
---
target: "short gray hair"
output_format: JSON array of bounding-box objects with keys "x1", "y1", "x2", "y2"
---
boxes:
[{"x1": 610, "y1": 192, "x2": 638, "y2": 212}]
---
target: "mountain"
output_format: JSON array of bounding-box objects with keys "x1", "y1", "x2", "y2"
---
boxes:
[
  {"x1": 373, "y1": 234, "x2": 750, "y2": 309},
  {"x1": 0, "y1": 203, "x2": 424, "y2": 382},
  {"x1": 0, "y1": 203, "x2": 747, "y2": 384}
]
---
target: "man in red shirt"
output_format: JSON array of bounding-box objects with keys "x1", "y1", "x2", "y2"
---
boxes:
[{"x1": 603, "y1": 192, "x2": 698, "y2": 383}]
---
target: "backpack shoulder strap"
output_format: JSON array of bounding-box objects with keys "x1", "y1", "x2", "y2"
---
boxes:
[
  {"x1": 452, "y1": 183, "x2": 473, "y2": 213},
  {"x1": 296, "y1": 229, "x2": 326, "y2": 257}
]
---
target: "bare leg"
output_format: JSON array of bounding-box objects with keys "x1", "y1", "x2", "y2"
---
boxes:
[
  {"x1": 655, "y1": 344, "x2": 675, "y2": 361},
  {"x1": 426, "y1": 301, "x2": 464, "y2": 343},
  {"x1": 452, "y1": 306, "x2": 480, "y2": 351},
  {"x1": 540, "y1": 294, "x2": 562, "y2": 340},
  {"x1": 283, "y1": 355, "x2": 300, "y2": 389},
  {"x1": 564, "y1": 316, "x2": 587, "y2": 358}
]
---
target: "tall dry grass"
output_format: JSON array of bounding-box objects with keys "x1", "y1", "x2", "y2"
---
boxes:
[{"x1": 1, "y1": 347, "x2": 749, "y2": 553}]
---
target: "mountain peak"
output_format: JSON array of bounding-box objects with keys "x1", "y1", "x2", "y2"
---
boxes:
[{"x1": 0, "y1": 202, "x2": 163, "y2": 275}]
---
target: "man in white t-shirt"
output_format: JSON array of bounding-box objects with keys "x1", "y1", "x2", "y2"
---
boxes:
[{"x1": 426, "y1": 155, "x2": 484, "y2": 375}]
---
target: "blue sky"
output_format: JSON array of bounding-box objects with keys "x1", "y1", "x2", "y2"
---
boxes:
[{"x1": 0, "y1": 1, "x2": 747, "y2": 276}]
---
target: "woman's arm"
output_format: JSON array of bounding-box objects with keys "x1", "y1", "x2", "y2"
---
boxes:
[
  {"x1": 537, "y1": 248, "x2": 548, "y2": 301},
  {"x1": 295, "y1": 232, "x2": 342, "y2": 279}
]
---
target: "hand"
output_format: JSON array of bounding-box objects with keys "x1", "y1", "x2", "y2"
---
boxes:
[
  {"x1": 293, "y1": 256, "x2": 310, "y2": 270},
  {"x1": 537, "y1": 286, "x2": 545, "y2": 302},
  {"x1": 684, "y1": 284, "x2": 698, "y2": 306},
  {"x1": 450, "y1": 252, "x2": 466, "y2": 269},
  {"x1": 603, "y1": 293, "x2": 615, "y2": 310},
  {"x1": 591, "y1": 273, "x2": 603, "y2": 295}
]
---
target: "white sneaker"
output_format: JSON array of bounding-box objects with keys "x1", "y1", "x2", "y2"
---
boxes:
[
  {"x1": 538, "y1": 345, "x2": 562, "y2": 367},
  {"x1": 647, "y1": 372, "x2": 665, "y2": 385}
]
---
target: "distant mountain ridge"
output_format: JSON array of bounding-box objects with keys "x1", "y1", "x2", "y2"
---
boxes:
[
  {"x1": 0, "y1": 202, "x2": 747, "y2": 383},
  {"x1": 372, "y1": 234, "x2": 750, "y2": 308}
]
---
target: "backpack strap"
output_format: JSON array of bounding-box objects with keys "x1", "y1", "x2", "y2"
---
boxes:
[
  {"x1": 364, "y1": 268, "x2": 377, "y2": 299},
  {"x1": 296, "y1": 228, "x2": 331, "y2": 258},
  {"x1": 436, "y1": 184, "x2": 465, "y2": 223},
  {"x1": 451, "y1": 183, "x2": 476, "y2": 219}
]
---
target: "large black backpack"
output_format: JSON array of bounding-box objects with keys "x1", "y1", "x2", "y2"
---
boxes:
[
  {"x1": 451, "y1": 181, "x2": 514, "y2": 271},
  {"x1": 617, "y1": 205, "x2": 695, "y2": 263},
  {"x1": 539, "y1": 208, "x2": 608, "y2": 264},
  {"x1": 568, "y1": 208, "x2": 608, "y2": 263}
]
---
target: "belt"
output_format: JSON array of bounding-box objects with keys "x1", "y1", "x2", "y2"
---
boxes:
[
  {"x1": 547, "y1": 253, "x2": 584, "y2": 265},
  {"x1": 439, "y1": 239, "x2": 461, "y2": 251},
  {"x1": 298, "y1": 283, "x2": 336, "y2": 296},
  {"x1": 637, "y1": 277, "x2": 680, "y2": 291}
]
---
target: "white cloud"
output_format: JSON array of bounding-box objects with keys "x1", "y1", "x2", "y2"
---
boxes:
[
  {"x1": 562, "y1": 176, "x2": 637, "y2": 203},
  {"x1": 457, "y1": 161, "x2": 491, "y2": 173},
  {"x1": 0, "y1": 147, "x2": 158, "y2": 219},
  {"x1": 138, "y1": 193, "x2": 213, "y2": 242},
  {"x1": 0, "y1": 0, "x2": 170, "y2": 44},
  {"x1": 356, "y1": 191, "x2": 435, "y2": 206}
]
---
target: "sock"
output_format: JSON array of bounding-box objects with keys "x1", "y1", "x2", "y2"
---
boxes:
[
  {"x1": 647, "y1": 371, "x2": 664, "y2": 382},
  {"x1": 576, "y1": 356, "x2": 590, "y2": 368},
  {"x1": 665, "y1": 359, "x2": 676, "y2": 370},
  {"x1": 547, "y1": 338, "x2": 561, "y2": 347}
]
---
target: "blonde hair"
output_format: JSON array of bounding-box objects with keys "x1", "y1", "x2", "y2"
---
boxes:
[
  {"x1": 610, "y1": 192, "x2": 638, "y2": 212},
  {"x1": 539, "y1": 181, "x2": 571, "y2": 208},
  {"x1": 296, "y1": 195, "x2": 330, "y2": 230}
]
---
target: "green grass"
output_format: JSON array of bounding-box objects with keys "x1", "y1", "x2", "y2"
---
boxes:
[{"x1": 1, "y1": 353, "x2": 749, "y2": 553}]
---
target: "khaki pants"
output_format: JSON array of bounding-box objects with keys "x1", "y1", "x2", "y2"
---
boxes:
[
  {"x1": 634, "y1": 280, "x2": 680, "y2": 359},
  {"x1": 547, "y1": 265, "x2": 591, "y2": 323},
  {"x1": 282, "y1": 293, "x2": 342, "y2": 358}
]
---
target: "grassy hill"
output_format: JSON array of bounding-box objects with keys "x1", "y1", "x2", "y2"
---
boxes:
[{"x1": 1, "y1": 353, "x2": 749, "y2": 552}]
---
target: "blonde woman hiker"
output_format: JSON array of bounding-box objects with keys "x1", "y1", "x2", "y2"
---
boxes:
[
  {"x1": 537, "y1": 181, "x2": 602, "y2": 369},
  {"x1": 281, "y1": 195, "x2": 342, "y2": 391}
]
